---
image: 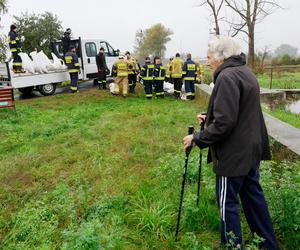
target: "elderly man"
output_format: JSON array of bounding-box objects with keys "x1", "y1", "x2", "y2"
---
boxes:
[{"x1": 183, "y1": 37, "x2": 278, "y2": 249}]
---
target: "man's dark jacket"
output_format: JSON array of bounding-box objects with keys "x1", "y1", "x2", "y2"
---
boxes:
[
  {"x1": 96, "y1": 53, "x2": 108, "y2": 72},
  {"x1": 193, "y1": 54, "x2": 271, "y2": 177}
]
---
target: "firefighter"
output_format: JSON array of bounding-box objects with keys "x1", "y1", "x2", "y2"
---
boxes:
[
  {"x1": 125, "y1": 51, "x2": 139, "y2": 93},
  {"x1": 195, "y1": 60, "x2": 204, "y2": 84},
  {"x1": 62, "y1": 28, "x2": 72, "y2": 55},
  {"x1": 65, "y1": 46, "x2": 80, "y2": 93},
  {"x1": 165, "y1": 57, "x2": 173, "y2": 83},
  {"x1": 183, "y1": 53, "x2": 197, "y2": 100},
  {"x1": 112, "y1": 54, "x2": 129, "y2": 97},
  {"x1": 153, "y1": 56, "x2": 165, "y2": 98},
  {"x1": 8, "y1": 25, "x2": 24, "y2": 73},
  {"x1": 96, "y1": 47, "x2": 109, "y2": 89},
  {"x1": 170, "y1": 53, "x2": 184, "y2": 99},
  {"x1": 140, "y1": 57, "x2": 154, "y2": 99}
]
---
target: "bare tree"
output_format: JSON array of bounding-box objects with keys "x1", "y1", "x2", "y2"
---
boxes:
[
  {"x1": 198, "y1": 0, "x2": 225, "y2": 35},
  {"x1": 224, "y1": 0, "x2": 281, "y2": 69}
]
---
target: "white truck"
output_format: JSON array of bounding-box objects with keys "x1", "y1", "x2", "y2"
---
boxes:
[{"x1": 0, "y1": 37, "x2": 119, "y2": 96}]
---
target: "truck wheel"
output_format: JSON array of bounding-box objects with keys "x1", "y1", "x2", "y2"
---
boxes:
[
  {"x1": 38, "y1": 83, "x2": 56, "y2": 96},
  {"x1": 18, "y1": 86, "x2": 34, "y2": 95}
]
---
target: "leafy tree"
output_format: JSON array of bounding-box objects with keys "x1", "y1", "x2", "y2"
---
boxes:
[
  {"x1": 0, "y1": 0, "x2": 8, "y2": 61},
  {"x1": 13, "y1": 11, "x2": 63, "y2": 56},
  {"x1": 275, "y1": 44, "x2": 298, "y2": 58},
  {"x1": 0, "y1": 0, "x2": 8, "y2": 17},
  {"x1": 134, "y1": 23, "x2": 173, "y2": 62}
]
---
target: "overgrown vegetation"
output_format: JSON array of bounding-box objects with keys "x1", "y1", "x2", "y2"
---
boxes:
[
  {"x1": 0, "y1": 88, "x2": 299, "y2": 249},
  {"x1": 257, "y1": 72, "x2": 300, "y2": 89}
]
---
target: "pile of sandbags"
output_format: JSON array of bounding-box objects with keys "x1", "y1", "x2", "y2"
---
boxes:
[{"x1": 12, "y1": 51, "x2": 68, "y2": 74}]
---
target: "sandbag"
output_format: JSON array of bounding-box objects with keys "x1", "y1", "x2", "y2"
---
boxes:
[
  {"x1": 109, "y1": 83, "x2": 116, "y2": 94},
  {"x1": 30, "y1": 51, "x2": 44, "y2": 74},
  {"x1": 163, "y1": 81, "x2": 174, "y2": 95},
  {"x1": 37, "y1": 51, "x2": 55, "y2": 72},
  {"x1": 18, "y1": 52, "x2": 35, "y2": 74},
  {"x1": 51, "y1": 53, "x2": 67, "y2": 70}
]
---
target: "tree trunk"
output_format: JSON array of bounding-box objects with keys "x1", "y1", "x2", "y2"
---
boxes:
[{"x1": 248, "y1": 26, "x2": 255, "y2": 70}]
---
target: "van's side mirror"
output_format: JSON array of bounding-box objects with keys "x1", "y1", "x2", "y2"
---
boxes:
[{"x1": 115, "y1": 49, "x2": 120, "y2": 56}]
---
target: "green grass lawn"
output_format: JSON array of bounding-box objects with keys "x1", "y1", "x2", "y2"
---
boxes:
[
  {"x1": 0, "y1": 87, "x2": 299, "y2": 249},
  {"x1": 257, "y1": 71, "x2": 300, "y2": 89}
]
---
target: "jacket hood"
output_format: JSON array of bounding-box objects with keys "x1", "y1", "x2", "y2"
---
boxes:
[{"x1": 214, "y1": 53, "x2": 246, "y2": 81}]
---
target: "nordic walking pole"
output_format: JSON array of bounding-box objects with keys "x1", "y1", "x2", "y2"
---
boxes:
[
  {"x1": 196, "y1": 121, "x2": 205, "y2": 207},
  {"x1": 175, "y1": 125, "x2": 194, "y2": 241}
]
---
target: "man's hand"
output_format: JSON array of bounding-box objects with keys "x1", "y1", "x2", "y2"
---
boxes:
[
  {"x1": 197, "y1": 114, "x2": 207, "y2": 126},
  {"x1": 183, "y1": 135, "x2": 194, "y2": 150}
]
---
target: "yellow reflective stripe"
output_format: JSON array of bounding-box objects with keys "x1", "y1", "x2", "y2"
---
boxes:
[
  {"x1": 65, "y1": 56, "x2": 73, "y2": 64},
  {"x1": 117, "y1": 63, "x2": 127, "y2": 70},
  {"x1": 186, "y1": 92, "x2": 194, "y2": 96},
  {"x1": 172, "y1": 74, "x2": 182, "y2": 78},
  {"x1": 146, "y1": 94, "x2": 153, "y2": 97},
  {"x1": 118, "y1": 72, "x2": 128, "y2": 76},
  {"x1": 70, "y1": 87, "x2": 78, "y2": 90},
  {"x1": 13, "y1": 63, "x2": 22, "y2": 66},
  {"x1": 69, "y1": 69, "x2": 79, "y2": 73},
  {"x1": 16, "y1": 37, "x2": 20, "y2": 40},
  {"x1": 156, "y1": 92, "x2": 164, "y2": 95},
  {"x1": 174, "y1": 90, "x2": 181, "y2": 93},
  {"x1": 165, "y1": 74, "x2": 170, "y2": 78},
  {"x1": 154, "y1": 77, "x2": 165, "y2": 80},
  {"x1": 10, "y1": 48, "x2": 17, "y2": 52},
  {"x1": 187, "y1": 64, "x2": 196, "y2": 71},
  {"x1": 74, "y1": 63, "x2": 80, "y2": 67},
  {"x1": 182, "y1": 71, "x2": 187, "y2": 74},
  {"x1": 184, "y1": 77, "x2": 195, "y2": 81},
  {"x1": 148, "y1": 65, "x2": 154, "y2": 69},
  {"x1": 10, "y1": 41, "x2": 17, "y2": 44},
  {"x1": 143, "y1": 77, "x2": 153, "y2": 80}
]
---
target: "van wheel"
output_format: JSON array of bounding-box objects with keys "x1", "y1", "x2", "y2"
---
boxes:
[
  {"x1": 18, "y1": 86, "x2": 34, "y2": 95},
  {"x1": 38, "y1": 83, "x2": 56, "y2": 96}
]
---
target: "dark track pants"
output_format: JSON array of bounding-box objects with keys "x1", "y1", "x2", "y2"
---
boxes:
[
  {"x1": 184, "y1": 80, "x2": 195, "y2": 100},
  {"x1": 128, "y1": 74, "x2": 137, "y2": 93},
  {"x1": 154, "y1": 80, "x2": 164, "y2": 98},
  {"x1": 173, "y1": 78, "x2": 182, "y2": 98},
  {"x1": 216, "y1": 168, "x2": 279, "y2": 249},
  {"x1": 144, "y1": 80, "x2": 153, "y2": 99},
  {"x1": 97, "y1": 70, "x2": 107, "y2": 89}
]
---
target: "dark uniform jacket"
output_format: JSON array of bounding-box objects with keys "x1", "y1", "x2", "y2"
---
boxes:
[
  {"x1": 62, "y1": 32, "x2": 71, "y2": 54},
  {"x1": 8, "y1": 31, "x2": 21, "y2": 53},
  {"x1": 96, "y1": 53, "x2": 108, "y2": 71},
  {"x1": 193, "y1": 54, "x2": 271, "y2": 177},
  {"x1": 64, "y1": 51, "x2": 80, "y2": 73},
  {"x1": 154, "y1": 64, "x2": 166, "y2": 81},
  {"x1": 141, "y1": 63, "x2": 155, "y2": 81},
  {"x1": 183, "y1": 59, "x2": 196, "y2": 80}
]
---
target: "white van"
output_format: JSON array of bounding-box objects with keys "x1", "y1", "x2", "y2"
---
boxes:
[{"x1": 0, "y1": 37, "x2": 119, "y2": 96}]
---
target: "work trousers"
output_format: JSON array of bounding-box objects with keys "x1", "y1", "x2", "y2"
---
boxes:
[
  {"x1": 216, "y1": 167, "x2": 279, "y2": 250},
  {"x1": 128, "y1": 74, "x2": 137, "y2": 93},
  {"x1": 173, "y1": 78, "x2": 182, "y2": 98},
  {"x1": 115, "y1": 76, "x2": 128, "y2": 97},
  {"x1": 184, "y1": 80, "x2": 195, "y2": 100},
  {"x1": 12, "y1": 52, "x2": 23, "y2": 73},
  {"x1": 144, "y1": 80, "x2": 153, "y2": 99},
  {"x1": 97, "y1": 69, "x2": 107, "y2": 89},
  {"x1": 69, "y1": 72, "x2": 79, "y2": 92},
  {"x1": 154, "y1": 80, "x2": 164, "y2": 98}
]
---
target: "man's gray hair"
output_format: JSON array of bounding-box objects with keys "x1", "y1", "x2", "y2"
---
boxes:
[{"x1": 208, "y1": 37, "x2": 242, "y2": 61}]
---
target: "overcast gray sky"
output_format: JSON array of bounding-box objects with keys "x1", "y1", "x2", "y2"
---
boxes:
[{"x1": 1, "y1": 0, "x2": 299, "y2": 58}]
